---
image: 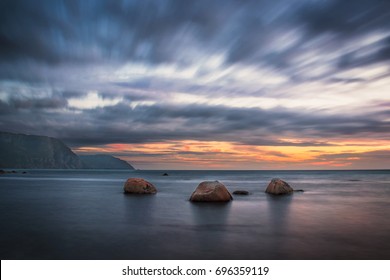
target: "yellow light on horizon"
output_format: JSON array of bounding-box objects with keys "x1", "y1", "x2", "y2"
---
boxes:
[{"x1": 72, "y1": 139, "x2": 390, "y2": 169}]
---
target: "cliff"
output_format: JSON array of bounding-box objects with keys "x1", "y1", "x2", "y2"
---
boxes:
[
  {"x1": 79, "y1": 154, "x2": 134, "y2": 169},
  {"x1": 0, "y1": 132, "x2": 135, "y2": 169},
  {"x1": 0, "y1": 131, "x2": 83, "y2": 169}
]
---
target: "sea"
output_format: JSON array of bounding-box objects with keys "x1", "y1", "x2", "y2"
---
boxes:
[{"x1": 0, "y1": 169, "x2": 389, "y2": 260}]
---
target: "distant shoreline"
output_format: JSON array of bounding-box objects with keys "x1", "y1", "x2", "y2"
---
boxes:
[{"x1": 1, "y1": 168, "x2": 389, "y2": 172}]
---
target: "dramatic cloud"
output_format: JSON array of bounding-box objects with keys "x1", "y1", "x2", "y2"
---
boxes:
[{"x1": 0, "y1": 0, "x2": 389, "y2": 169}]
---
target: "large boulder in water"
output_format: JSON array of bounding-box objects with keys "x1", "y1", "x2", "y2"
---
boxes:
[
  {"x1": 190, "y1": 181, "x2": 232, "y2": 202},
  {"x1": 265, "y1": 178, "x2": 293, "y2": 195},
  {"x1": 124, "y1": 178, "x2": 157, "y2": 194}
]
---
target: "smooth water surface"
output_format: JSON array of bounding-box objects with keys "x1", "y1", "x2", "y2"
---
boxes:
[{"x1": 1, "y1": 170, "x2": 390, "y2": 259}]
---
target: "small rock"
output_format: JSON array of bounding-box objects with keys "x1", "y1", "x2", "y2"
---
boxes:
[
  {"x1": 190, "y1": 181, "x2": 232, "y2": 202},
  {"x1": 233, "y1": 190, "x2": 249, "y2": 195},
  {"x1": 265, "y1": 178, "x2": 294, "y2": 195},
  {"x1": 124, "y1": 178, "x2": 157, "y2": 194},
  {"x1": 0, "y1": 170, "x2": 20, "y2": 175},
  {"x1": 162, "y1": 173, "x2": 169, "y2": 176}
]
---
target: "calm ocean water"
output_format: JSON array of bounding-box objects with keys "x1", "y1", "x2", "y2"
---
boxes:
[{"x1": 1, "y1": 169, "x2": 390, "y2": 260}]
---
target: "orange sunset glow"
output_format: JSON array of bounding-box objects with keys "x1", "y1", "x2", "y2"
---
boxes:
[{"x1": 74, "y1": 139, "x2": 390, "y2": 170}]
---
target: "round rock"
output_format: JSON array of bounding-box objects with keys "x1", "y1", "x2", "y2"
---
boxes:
[
  {"x1": 265, "y1": 178, "x2": 293, "y2": 195},
  {"x1": 190, "y1": 181, "x2": 232, "y2": 202},
  {"x1": 124, "y1": 178, "x2": 157, "y2": 194},
  {"x1": 232, "y1": 190, "x2": 249, "y2": 195}
]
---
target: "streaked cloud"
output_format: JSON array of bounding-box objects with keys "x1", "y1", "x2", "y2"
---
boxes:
[
  {"x1": 0, "y1": 0, "x2": 389, "y2": 169},
  {"x1": 68, "y1": 91, "x2": 123, "y2": 109}
]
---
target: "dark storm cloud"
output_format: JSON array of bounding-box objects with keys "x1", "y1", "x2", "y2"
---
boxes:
[
  {"x1": 224, "y1": 0, "x2": 390, "y2": 68},
  {"x1": 101, "y1": 0, "x2": 232, "y2": 64},
  {"x1": 336, "y1": 35, "x2": 390, "y2": 69},
  {"x1": 0, "y1": 0, "x2": 77, "y2": 64},
  {"x1": 64, "y1": 104, "x2": 390, "y2": 146},
  {"x1": 0, "y1": 0, "x2": 389, "y2": 152},
  {"x1": 1, "y1": 98, "x2": 388, "y2": 146},
  {"x1": 1, "y1": 0, "x2": 389, "y2": 70},
  {"x1": 0, "y1": 0, "x2": 232, "y2": 66},
  {"x1": 60, "y1": 90, "x2": 87, "y2": 99},
  {"x1": 0, "y1": 100, "x2": 13, "y2": 115},
  {"x1": 9, "y1": 97, "x2": 68, "y2": 110},
  {"x1": 299, "y1": 0, "x2": 390, "y2": 37}
]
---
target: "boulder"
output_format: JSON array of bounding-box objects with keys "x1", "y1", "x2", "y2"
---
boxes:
[
  {"x1": 123, "y1": 178, "x2": 157, "y2": 194},
  {"x1": 265, "y1": 178, "x2": 294, "y2": 195},
  {"x1": 233, "y1": 190, "x2": 249, "y2": 195},
  {"x1": 190, "y1": 181, "x2": 232, "y2": 202}
]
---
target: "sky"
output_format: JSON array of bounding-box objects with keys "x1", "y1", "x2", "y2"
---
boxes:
[{"x1": 0, "y1": 0, "x2": 389, "y2": 170}]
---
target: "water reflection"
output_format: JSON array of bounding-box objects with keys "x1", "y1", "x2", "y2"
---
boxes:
[
  {"x1": 265, "y1": 194, "x2": 293, "y2": 258},
  {"x1": 122, "y1": 194, "x2": 158, "y2": 225},
  {"x1": 189, "y1": 202, "x2": 232, "y2": 258},
  {"x1": 190, "y1": 202, "x2": 232, "y2": 227}
]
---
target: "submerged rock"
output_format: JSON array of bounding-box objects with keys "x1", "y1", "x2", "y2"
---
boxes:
[
  {"x1": 190, "y1": 181, "x2": 232, "y2": 202},
  {"x1": 232, "y1": 190, "x2": 249, "y2": 195},
  {"x1": 0, "y1": 170, "x2": 18, "y2": 175},
  {"x1": 265, "y1": 178, "x2": 294, "y2": 195},
  {"x1": 123, "y1": 178, "x2": 157, "y2": 194}
]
